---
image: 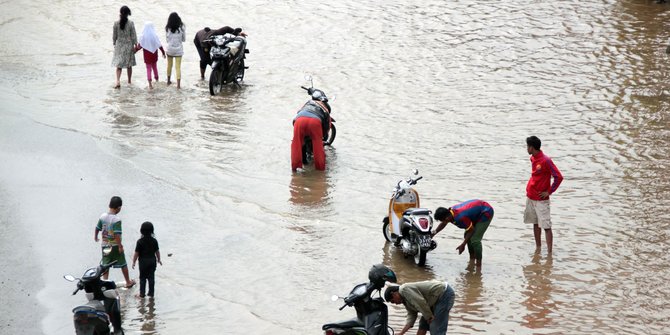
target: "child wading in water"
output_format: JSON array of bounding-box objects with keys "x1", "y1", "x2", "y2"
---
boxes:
[
  {"x1": 135, "y1": 22, "x2": 166, "y2": 89},
  {"x1": 132, "y1": 221, "x2": 162, "y2": 298},
  {"x1": 165, "y1": 12, "x2": 186, "y2": 89}
]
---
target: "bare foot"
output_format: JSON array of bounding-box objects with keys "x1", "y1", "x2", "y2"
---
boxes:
[
  {"x1": 114, "y1": 83, "x2": 121, "y2": 89},
  {"x1": 149, "y1": 83, "x2": 153, "y2": 89}
]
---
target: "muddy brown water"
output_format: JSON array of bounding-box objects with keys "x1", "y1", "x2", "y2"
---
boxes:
[{"x1": 1, "y1": 0, "x2": 669, "y2": 334}]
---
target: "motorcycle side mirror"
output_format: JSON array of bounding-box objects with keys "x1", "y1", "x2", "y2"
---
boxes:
[
  {"x1": 63, "y1": 274, "x2": 76, "y2": 282},
  {"x1": 331, "y1": 295, "x2": 340, "y2": 302},
  {"x1": 304, "y1": 74, "x2": 314, "y2": 88},
  {"x1": 412, "y1": 169, "x2": 419, "y2": 175}
]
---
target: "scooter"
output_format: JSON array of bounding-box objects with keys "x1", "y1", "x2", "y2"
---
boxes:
[
  {"x1": 64, "y1": 261, "x2": 126, "y2": 335},
  {"x1": 203, "y1": 32, "x2": 249, "y2": 95},
  {"x1": 322, "y1": 264, "x2": 397, "y2": 335},
  {"x1": 382, "y1": 169, "x2": 437, "y2": 266},
  {"x1": 299, "y1": 75, "x2": 336, "y2": 166}
]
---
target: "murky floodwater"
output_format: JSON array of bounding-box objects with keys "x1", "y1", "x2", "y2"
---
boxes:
[{"x1": 1, "y1": 0, "x2": 669, "y2": 334}]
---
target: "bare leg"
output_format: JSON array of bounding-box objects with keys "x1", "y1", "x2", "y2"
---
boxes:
[
  {"x1": 416, "y1": 329, "x2": 428, "y2": 335},
  {"x1": 200, "y1": 67, "x2": 205, "y2": 80},
  {"x1": 167, "y1": 76, "x2": 171, "y2": 85},
  {"x1": 177, "y1": 78, "x2": 181, "y2": 89},
  {"x1": 127, "y1": 67, "x2": 132, "y2": 84},
  {"x1": 148, "y1": 80, "x2": 153, "y2": 89},
  {"x1": 533, "y1": 224, "x2": 542, "y2": 251},
  {"x1": 102, "y1": 270, "x2": 109, "y2": 280},
  {"x1": 115, "y1": 68, "x2": 122, "y2": 88},
  {"x1": 121, "y1": 266, "x2": 134, "y2": 287},
  {"x1": 545, "y1": 228, "x2": 553, "y2": 253}
]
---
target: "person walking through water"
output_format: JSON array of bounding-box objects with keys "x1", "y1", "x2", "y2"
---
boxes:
[
  {"x1": 385, "y1": 280, "x2": 456, "y2": 335},
  {"x1": 94, "y1": 196, "x2": 135, "y2": 288},
  {"x1": 165, "y1": 12, "x2": 185, "y2": 89},
  {"x1": 132, "y1": 221, "x2": 162, "y2": 298},
  {"x1": 433, "y1": 199, "x2": 494, "y2": 271},
  {"x1": 524, "y1": 136, "x2": 563, "y2": 254},
  {"x1": 111, "y1": 5, "x2": 137, "y2": 89},
  {"x1": 135, "y1": 22, "x2": 166, "y2": 89}
]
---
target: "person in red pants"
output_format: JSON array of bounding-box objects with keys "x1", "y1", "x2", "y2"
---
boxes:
[{"x1": 291, "y1": 92, "x2": 331, "y2": 171}]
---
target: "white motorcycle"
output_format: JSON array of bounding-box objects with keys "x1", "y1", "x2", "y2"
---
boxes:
[{"x1": 382, "y1": 170, "x2": 437, "y2": 266}]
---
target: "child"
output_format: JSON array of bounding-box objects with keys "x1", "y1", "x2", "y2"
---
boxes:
[
  {"x1": 132, "y1": 221, "x2": 162, "y2": 298},
  {"x1": 94, "y1": 196, "x2": 135, "y2": 288},
  {"x1": 135, "y1": 22, "x2": 166, "y2": 89},
  {"x1": 165, "y1": 12, "x2": 186, "y2": 88}
]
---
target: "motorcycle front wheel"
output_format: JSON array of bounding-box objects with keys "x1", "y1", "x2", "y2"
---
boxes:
[
  {"x1": 382, "y1": 218, "x2": 393, "y2": 242},
  {"x1": 236, "y1": 59, "x2": 245, "y2": 82},
  {"x1": 414, "y1": 241, "x2": 427, "y2": 266},
  {"x1": 325, "y1": 123, "x2": 336, "y2": 146},
  {"x1": 209, "y1": 68, "x2": 223, "y2": 95}
]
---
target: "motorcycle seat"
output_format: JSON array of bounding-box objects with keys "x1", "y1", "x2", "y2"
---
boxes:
[
  {"x1": 403, "y1": 208, "x2": 432, "y2": 216},
  {"x1": 72, "y1": 303, "x2": 105, "y2": 314},
  {"x1": 322, "y1": 318, "x2": 364, "y2": 330}
]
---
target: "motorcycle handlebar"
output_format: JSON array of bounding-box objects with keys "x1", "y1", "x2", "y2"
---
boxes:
[{"x1": 301, "y1": 86, "x2": 309, "y2": 91}]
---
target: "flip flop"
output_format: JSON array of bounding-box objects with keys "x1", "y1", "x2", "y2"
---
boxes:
[{"x1": 125, "y1": 280, "x2": 136, "y2": 289}]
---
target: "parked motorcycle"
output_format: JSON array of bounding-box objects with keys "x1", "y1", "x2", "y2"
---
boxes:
[
  {"x1": 382, "y1": 170, "x2": 437, "y2": 266},
  {"x1": 63, "y1": 261, "x2": 126, "y2": 335},
  {"x1": 203, "y1": 33, "x2": 249, "y2": 95},
  {"x1": 299, "y1": 75, "x2": 336, "y2": 166},
  {"x1": 322, "y1": 264, "x2": 397, "y2": 335}
]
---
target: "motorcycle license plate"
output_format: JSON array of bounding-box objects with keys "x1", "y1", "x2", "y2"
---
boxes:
[{"x1": 418, "y1": 235, "x2": 432, "y2": 248}]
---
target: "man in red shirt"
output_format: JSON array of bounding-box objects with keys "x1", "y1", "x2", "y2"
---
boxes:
[{"x1": 524, "y1": 136, "x2": 563, "y2": 253}]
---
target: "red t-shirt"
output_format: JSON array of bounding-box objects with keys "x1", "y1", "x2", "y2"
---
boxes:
[{"x1": 526, "y1": 151, "x2": 563, "y2": 200}]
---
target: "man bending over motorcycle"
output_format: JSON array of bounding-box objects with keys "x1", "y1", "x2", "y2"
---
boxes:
[
  {"x1": 291, "y1": 94, "x2": 331, "y2": 171},
  {"x1": 432, "y1": 199, "x2": 494, "y2": 271}
]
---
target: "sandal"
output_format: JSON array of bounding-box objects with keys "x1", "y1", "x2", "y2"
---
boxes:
[{"x1": 125, "y1": 280, "x2": 136, "y2": 289}]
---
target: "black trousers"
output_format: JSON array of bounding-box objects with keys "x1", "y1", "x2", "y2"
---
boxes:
[{"x1": 139, "y1": 260, "x2": 157, "y2": 297}]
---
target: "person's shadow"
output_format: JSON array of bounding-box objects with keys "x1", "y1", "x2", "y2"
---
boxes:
[
  {"x1": 136, "y1": 297, "x2": 157, "y2": 333},
  {"x1": 521, "y1": 253, "x2": 555, "y2": 330},
  {"x1": 288, "y1": 170, "x2": 331, "y2": 208}
]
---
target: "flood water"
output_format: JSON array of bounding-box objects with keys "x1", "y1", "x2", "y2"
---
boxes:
[{"x1": 1, "y1": 0, "x2": 669, "y2": 334}]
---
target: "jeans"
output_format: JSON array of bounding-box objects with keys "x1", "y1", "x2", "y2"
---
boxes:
[{"x1": 429, "y1": 284, "x2": 455, "y2": 335}]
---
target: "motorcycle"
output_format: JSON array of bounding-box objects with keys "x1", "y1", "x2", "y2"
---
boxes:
[
  {"x1": 203, "y1": 32, "x2": 249, "y2": 95},
  {"x1": 299, "y1": 75, "x2": 336, "y2": 166},
  {"x1": 63, "y1": 261, "x2": 126, "y2": 335},
  {"x1": 382, "y1": 169, "x2": 437, "y2": 266},
  {"x1": 322, "y1": 264, "x2": 397, "y2": 335}
]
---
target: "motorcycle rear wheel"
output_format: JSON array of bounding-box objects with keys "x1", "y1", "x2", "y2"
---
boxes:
[
  {"x1": 382, "y1": 219, "x2": 393, "y2": 242},
  {"x1": 209, "y1": 68, "x2": 223, "y2": 95},
  {"x1": 414, "y1": 241, "x2": 427, "y2": 266}
]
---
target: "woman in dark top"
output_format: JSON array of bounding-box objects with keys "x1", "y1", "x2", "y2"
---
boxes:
[{"x1": 132, "y1": 221, "x2": 162, "y2": 298}]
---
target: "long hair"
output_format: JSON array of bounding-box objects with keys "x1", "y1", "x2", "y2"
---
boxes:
[
  {"x1": 119, "y1": 6, "x2": 131, "y2": 30},
  {"x1": 165, "y1": 12, "x2": 184, "y2": 33}
]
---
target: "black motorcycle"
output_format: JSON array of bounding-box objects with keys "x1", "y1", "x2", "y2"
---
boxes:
[
  {"x1": 64, "y1": 261, "x2": 125, "y2": 335},
  {"x1": 299, "y1": 77, "x2": 336, "y2": 166},
  {"x1": 203, "y1": 33, "x2": 249, "y2": 95},
  {"x1": 322, "y1": 264, "x2": 397, "y2": 335}
]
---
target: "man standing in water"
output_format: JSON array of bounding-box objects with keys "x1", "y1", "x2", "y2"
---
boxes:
[
  {"x1": 432, "y1": 199, "x2": 494, "y2": 270},
  {"x1": 384, "y1": 280, "x2": 455, "y2": 335},
  {"x1": 94, "y1": 196, "x2": 135, "y2": 287},
  {"x1": 524, "y1": 136, "x2": 563, "y2": 254}
]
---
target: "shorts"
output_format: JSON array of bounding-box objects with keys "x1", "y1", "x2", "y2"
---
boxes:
[
  {"x1": 101, "y1": 245, "x2": 128, "y2": 268},
  {"x1": 524, "y1": 198, "x2": 551, "y2": 229}
]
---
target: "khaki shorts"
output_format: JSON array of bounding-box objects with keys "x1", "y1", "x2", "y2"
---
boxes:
[{"x1": 524, "y1": 198, "x2": 552, "y2": 229}]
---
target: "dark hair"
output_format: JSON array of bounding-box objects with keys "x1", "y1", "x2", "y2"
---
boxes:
[
  {"x1": 166, "y1": 12, "x2": 184, "y2": 33},
  {"x1": 140, "y1": 221, "x2": 154, "y2": 237},
  {"x1": 434, "y1": 207, "x2": 450, "y2": 222},
  {"x1": 119, "y1": 6, "x2": 131, "y2": 30},
  {"x1": 204, "y1": 27, "x2": 211, "y2": 32},
  {"x1": 109, "y1": 196, "x2": 123, "y2": 209},
  {"x1": 526, "y1": 136, "x2": 541, "y2": 150},
  {"x1": 384, "y1": 285, "x2": 400, "y2": 302}
]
